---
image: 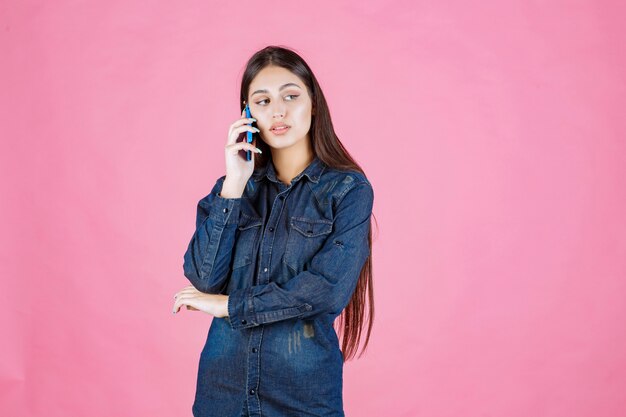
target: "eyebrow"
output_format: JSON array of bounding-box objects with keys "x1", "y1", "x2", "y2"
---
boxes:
[{"x1": 251, "y1": 83, "x2": 302, "y2": 96}]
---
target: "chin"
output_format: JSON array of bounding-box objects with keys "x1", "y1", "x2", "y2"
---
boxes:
[
  {"x1": 271, "y1": 142, "x2": 298, "y2": 150},
  {"x1": 263, "y1": 136, "x2": 300, "y2": 150}
]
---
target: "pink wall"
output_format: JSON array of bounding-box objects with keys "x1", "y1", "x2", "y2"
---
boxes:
[{"x1": 2, "y1": 1, "x2": 625, "y2": 416}]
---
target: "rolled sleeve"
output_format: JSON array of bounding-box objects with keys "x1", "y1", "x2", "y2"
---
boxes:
[{"x1": 227, "y1": 181, "x2": 373, "y2": 330}]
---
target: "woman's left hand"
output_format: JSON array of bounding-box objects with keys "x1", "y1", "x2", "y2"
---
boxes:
[{"x1": 172, "y1": 285, "x2": 229, "y2": 318}]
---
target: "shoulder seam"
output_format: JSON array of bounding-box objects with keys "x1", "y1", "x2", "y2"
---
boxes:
[{"x1": 336, "y1": 180, "x2": 372, "y2": 206}]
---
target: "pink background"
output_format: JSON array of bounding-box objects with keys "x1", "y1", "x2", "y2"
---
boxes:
[{"x1": 2, "y1": 1, "x2": 625, "y2": 416}]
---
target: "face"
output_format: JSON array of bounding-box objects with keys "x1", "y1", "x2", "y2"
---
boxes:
[{"x1": 247, "y1": 65, "x2": 314, "y2": 151}]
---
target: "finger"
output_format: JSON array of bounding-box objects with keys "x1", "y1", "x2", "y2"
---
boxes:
[
  {"x1": 175, "y1": 285, "x2": 198, "y2": 295},
  {"x1": 236, "y1": 115, "x2": 256, "y2": 124},
  {"x1": 173, "y1": 285, "x2": 195, "y2": 294},
  {"x1": 173, "y1": 285, "x2": 197, "y2": 298},
  {"x1": 228, "y1": 121, "x2": 258, "y2": 144},
  {"x1": 230, "y1": 105, "x2": 254, "y2": 125},
  {"x1": 173, "y1": 296, "x2": 188, "y2": 313},
  {"x1": 178, "y1": 298, "x2": 201, "y2": 314},
  {"x1": 174, "y1": 289, "x2": 199, "y2": 300},
  {"x1": 227, "y1": 125, "x2": 260, "y2": 146},
  {"x1": 225, "y1": 142, "x2": 262, "y2": 156},
  {"x1": 231, "y1": 112, "x2": 256, "y2": 128},
  {"x1": 173, "y1": 301, "x2": 187, "y2": 314},
  {"x1": 240, "y1": 107, "x2": 254, "y2": 118},
  {"x1": 173, "y1": 293, "x2": 200, "y2": 313}
]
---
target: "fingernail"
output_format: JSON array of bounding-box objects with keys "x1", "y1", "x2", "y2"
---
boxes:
[
  {"x1": 256, "y1": 148, "x2": 262, "y2": 153},
  {"x1": 251, "y1": 118, "x2": 257, "y2": 121}
]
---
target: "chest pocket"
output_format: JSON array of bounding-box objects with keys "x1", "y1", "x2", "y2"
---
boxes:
[
  {"x1": 232, "y1": 214, "x2": 263, "y2": 270},
  {"x1": 283, "y1": 216, "x2": 333, "y2": 272}
]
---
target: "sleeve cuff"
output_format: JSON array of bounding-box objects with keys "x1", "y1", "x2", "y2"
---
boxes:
[
  {"x1": 204, "y1": 192, "x2": 242, "y2": 226},
  {"x1": 227, "y1": 287, "x2": 257, "y2": 330}
]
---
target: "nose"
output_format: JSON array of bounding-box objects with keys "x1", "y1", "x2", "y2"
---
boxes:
[{"x1": 271, "y1": 101, "x2": 286, "y2": 119}]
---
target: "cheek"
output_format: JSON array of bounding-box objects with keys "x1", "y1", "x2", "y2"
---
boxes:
[
  {"x1": 252, "y1": 112, "x2": 271, "y2": 130},
  {"x1": 293, "y1": 104, "x2": 312, "y2": 123}
]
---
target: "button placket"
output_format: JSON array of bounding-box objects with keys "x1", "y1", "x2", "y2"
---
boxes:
[
  {"x1": 258, "y1": 190, "x2": 288, "y2": 282},
  {"x1": 246, "y1": 187, "x2": 289, "y2": 413}
]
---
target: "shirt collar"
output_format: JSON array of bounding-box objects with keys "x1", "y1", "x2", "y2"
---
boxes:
[{"x1": 253, "y1": 155, "x2": 326, "y2": 184}]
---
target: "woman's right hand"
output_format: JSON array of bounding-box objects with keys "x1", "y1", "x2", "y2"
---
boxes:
[{"x1": 224, "y1": 108, "x2": 262, "y2": 182}]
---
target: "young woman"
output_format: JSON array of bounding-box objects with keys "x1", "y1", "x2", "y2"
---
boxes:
[{"x1": 173, "y1": 45, "x2": 376, "y2": 417}]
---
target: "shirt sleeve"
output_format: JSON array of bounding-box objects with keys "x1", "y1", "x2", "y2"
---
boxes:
[
  {"x1": 182, "y1": 175, "x2": 243, "y2": 294},
  {"x1": 227, "y1": 181, "x2": 374, "y2": 330}
]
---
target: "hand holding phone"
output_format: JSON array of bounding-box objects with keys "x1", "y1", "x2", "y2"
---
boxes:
[{"x1": 222, "y1": 105, "x2": 261, "y2": 197}]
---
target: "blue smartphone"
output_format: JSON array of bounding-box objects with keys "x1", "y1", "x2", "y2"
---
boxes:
[{"x1": 244, "y1": 104, "x2": 254, "y2": 161}]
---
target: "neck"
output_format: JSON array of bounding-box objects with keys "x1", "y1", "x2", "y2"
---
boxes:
[{"x1": 270, "y1": 138, "x2": 314, "y2": 186}]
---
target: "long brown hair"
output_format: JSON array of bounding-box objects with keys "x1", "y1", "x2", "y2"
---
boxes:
[{"x1": 239, "y1": 45, "x2": 378, "y2": 362}]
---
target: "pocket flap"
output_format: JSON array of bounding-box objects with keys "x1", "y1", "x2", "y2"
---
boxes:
[
  {"x1": 290, "y1": 217, "x2": 333, "y2": 237},
  {"x1": 238, "y1": 214, "x2": 263, "y2": 230}
]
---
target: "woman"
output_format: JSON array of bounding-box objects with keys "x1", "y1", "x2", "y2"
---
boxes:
[{"x1": 173, "y1": 45, "x2": 376, "y2": 417}]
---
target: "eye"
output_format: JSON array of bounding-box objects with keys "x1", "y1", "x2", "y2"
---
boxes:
[{"x1": 255, "y1": 95, "x2": 299, "y2": 106}]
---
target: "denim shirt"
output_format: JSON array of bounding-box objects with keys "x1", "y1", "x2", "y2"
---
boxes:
[{"x1": 183, "y1": 155, "x2": 374, "y2": 417}]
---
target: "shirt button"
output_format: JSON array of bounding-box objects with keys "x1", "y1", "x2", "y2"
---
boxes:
[
  {"x1": 263, "y1": 267, "x2": 268, "y2": 272},
  {"x1": 252, "y1": 347, "x2": 258, "y2": 353},
  {"x1": 223, "y1": 208, "x2": 228, "y2": 213},
  {"x1": 249, "y1": 389, "x2": 255, "y2": 395},
  {"x1": 268, "y1": 227, "x2": 274, "y2": 232},
  {"x1": 241, "y1": 319, "x2": 247, "y2": 325}
]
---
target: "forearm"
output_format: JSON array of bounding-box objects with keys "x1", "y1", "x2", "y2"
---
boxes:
[{"x1": 182, "y1": 177, "x2": 242, "y2": 293}]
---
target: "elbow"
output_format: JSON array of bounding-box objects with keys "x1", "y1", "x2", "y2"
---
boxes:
[
  {"x1": 315, "y1": 298, "x2": 345, "y2": 319},
  {"x1": 182, "y1": 258, "x2": 228, "y2": 294},
  {"x1": 182, "y1": 269, "x2": 227, "y2": 294},
  {"x1": 182, "y1": 258, "x2": 205, "y2": 291},
  {"x1": 182, "y1": 248, "x2": 202, "y2": 286}
]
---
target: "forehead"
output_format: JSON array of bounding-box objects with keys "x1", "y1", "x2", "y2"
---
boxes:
[{"x1": 249, "y1": 66, "x2": 304, "y2": 95}]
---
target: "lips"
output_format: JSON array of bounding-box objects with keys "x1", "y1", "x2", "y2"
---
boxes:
[
  {"x1": 271, "y1": 126, "x2": 290, "y2": 135},
  {"x1": 270, "y1": 123, "x2": 290, "y2": 134}
]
